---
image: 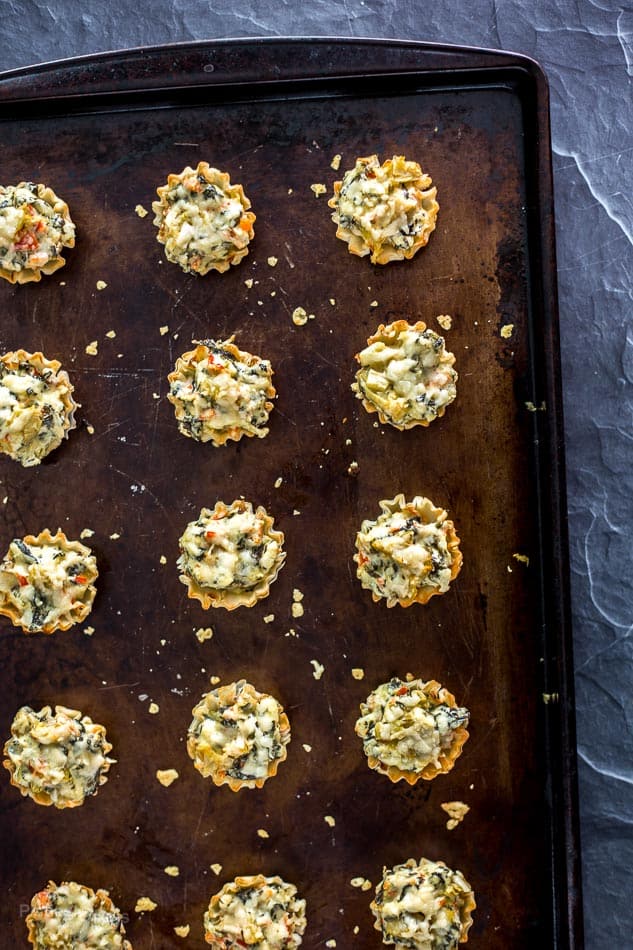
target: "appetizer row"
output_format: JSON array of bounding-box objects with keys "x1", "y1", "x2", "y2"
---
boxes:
[
  {"x1": 3, "y1": 676, "x2": 469, "y2": 808},
  {"x1": 0, "y1": 323, "x2": 456, "y2": 467},
  {"x1": 0, "y1": 493, "x2": 461, "y2": 632},
  {"x1": 25, "y1": 857, "x2": 475, "y2": 949},
  {"x1": 0, "y1": 154, "x2": 438, "y2": 283}
]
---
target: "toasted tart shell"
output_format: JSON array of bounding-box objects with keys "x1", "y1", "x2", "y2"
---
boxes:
[
  {"x1": 153, "y1": 162, "x2": 255, "y2": 274},
  {"x1": 0, "y1": 528, "x2": 98, "y2": 634},
  {"x1": 188, "y1": 680, "x2": 290, "y2": 791},
  {"x1": 179, "y1": 501, "x2": 285, "y2": 610},
  {"x1": 26, "y1": 881, "x2": 131, "y2": 948},
  {"x1": 3, "y1": 705, "x2": 113, "y2": 808},
  {"x1": 370, "y1": 859, "x2": 476, "y2": 946},
  {"x1": 0, "y1": 349, "x2": 78, "y2": 464},
  {"x1": 328, "y1": 155, "x2": 439, "y2": 265},
  {"x1": 354, "y1": 494, "x2": 462, "y2": 608},
  {"x1": 361, "y1": 680, "x2": 469, "y2": 784},
  {"x1": 0, "y1": 184, "x2": 75, "y2": 285},
  {"x1": 205, "y1": 875, "x2": 305, "y2": 946},
  {"x1": 167, "y1": 337, "x2": 276, "y2": 446},
  {"x1": 352, "y1": 320, "x2": 456, "y2": 430}
]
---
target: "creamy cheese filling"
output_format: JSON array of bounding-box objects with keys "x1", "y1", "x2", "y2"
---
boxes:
[
  {"x1": 333, "y1": 156, "x2": 435, "y2": 253},
  {"x1": 373, "y1": 858, "x2": 473, "y2": 950},
  {"x1": 0, "y1": 535, "x2": 97, "y2": 631},
  {"x1": 0, "y1": 183, "x2": 74, "y2": 273},
  {"x1": 28, "y1": 881, "x2": 128, "y2": 949},
  {"x1": 169, "y1": 340, "x2": 274, "y2": 441},
  {"x1": 204, "y1": 876, "x2": 307, "y2": 949},
  {"x1": 354, "y1": 325, "x2": 456, "y2": 425},
  {"x1": 356, "y1": 679, "x2": 469, "y2": 773},
  {"x1": 0, "y1": 356, "x2": 75, "y2": 466},
  {"x1": 178, "y1": 503, "x2": 282, "y2": 593},
  {"x1": 189, "y1": 680, "x2": 289, "y2": 783},
  {"x1": 5, "y1": 706, "x2": 113, "y2": 806},
  {"x1": 356, "y1": 497, "x2": 456, "y2": 602},
  {"x1": 153, "y1": 167, "x2": 252, "y2": 274}
]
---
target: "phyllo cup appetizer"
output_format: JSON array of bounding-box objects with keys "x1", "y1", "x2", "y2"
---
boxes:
[
  {"x1": 152, "y1": 161, "x2": 255, "y2": 274},
  {"x1": 178, "y1": 500, "x2": 285, "y2": 610},
  {"x1": 371, "y1": 857, "x2": 475, "y2": 949},
  {"x1": 0, "y1": 528, "x2": 98, "y2": 633},
  {"x1": 0, "y1": 181, "x2": 75, "y2": 283},
  {"x1": 354, "y1": 494, "x2": 461, "y2": 607},
  {"x1": 3, "y1": 704, "x2": 114, "y2": 808},
  {"x1": 355, "y1": 677, "x2": 469, "y2": 784},
  {"x1": 204, "y1": 874, "x2": 307, "y2": 948},
  {"x1": 0, "y1": 349, "x2": 77, "y2": 466},
  {"x1": 26, "y1": 880, "x2": 131, "y2": 948},
  {"x1": 352, "y1": 320, "x2": 457, "y2": 429},
  {"x1": 168, "y1": 337, "x2": 275, "y2": 445},
  {"x1": 328, "y1": 154, "x2": 438, "y2": 265},
  {"x1": 188, "y1": 679, "x2": 291, "y2": 791}
]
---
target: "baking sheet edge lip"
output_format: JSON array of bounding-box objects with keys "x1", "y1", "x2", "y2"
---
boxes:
[{"x1": 0, "y1": 35, "x2": 548, "y2": 88}]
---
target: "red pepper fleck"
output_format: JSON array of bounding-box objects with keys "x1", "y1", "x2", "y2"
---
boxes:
[
  {"x1": 17, "y1": 575, "x2": 28, "y2": 587},
  {"x1": 15, "y1": 231, "x2": 39, "y2": 251},
  {"x1": 75, "y1": 575, "x2": 87, "y2": 584}
]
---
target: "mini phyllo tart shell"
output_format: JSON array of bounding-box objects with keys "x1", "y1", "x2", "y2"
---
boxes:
[
  {"x1": 328, "y1": 155, "x2": 438, "y2": 265},
  {"x1": 0, "y1": 182, "x2": 75, "y2": 284},
  {"x1": 188, "y1": 679, "x2": 291, "y2": 791},
  {"x1": 167, "y1": 337, "x2": 276, "y2": 446},
  {"x1": 152, "y1": 162, "x2": 255, "y2": 275},
  {"x1": 355, "y1": 677, "x2": 469, "y2": 784},
  {"x1": 26, "y1": 880, "x2": 131, "y2": 949},
  {"x1": 0, "y1": 528, "x2": 98, "y2": 633},
  {"x1": 4, "y1": 704, "x2": 115, "y2": 808},
  {"x1": 352, "y1": 320, "x2": 457, "y2": 429},
  {"x1": 177, "y1": 500, "x2": 285, "y2": 610},
  {"x1": 371, "y1": 857, "x2": 475, "y2": 949},
  {"x1": 0, "y1": 349, "x2": 77, "y2": 466},
  {"x1": 204, "y1": 874, "x2": 307, "y2": 948},
  {"x1": 354, "y1": 494, "x2": 462, "y2": 608}
]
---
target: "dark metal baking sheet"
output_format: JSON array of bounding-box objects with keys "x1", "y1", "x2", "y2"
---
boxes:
[{"x1": 0, "y1": 39, "x2": 582, "y2": 948}]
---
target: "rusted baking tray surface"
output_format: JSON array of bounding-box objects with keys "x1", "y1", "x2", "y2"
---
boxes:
[{"x1": 0, "y1": 39, "x2": 582, "y2": 948}]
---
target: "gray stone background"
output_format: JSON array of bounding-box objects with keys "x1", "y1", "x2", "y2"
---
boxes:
[{"x1": 1, "y1": 1, "x2": 631, "y2": 946}]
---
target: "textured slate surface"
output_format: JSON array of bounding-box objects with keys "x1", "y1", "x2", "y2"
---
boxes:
[{"x1": 1, "y1": 2, "x2": 632, "y2": 948}]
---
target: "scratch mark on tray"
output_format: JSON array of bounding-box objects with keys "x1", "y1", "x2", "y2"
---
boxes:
[
  {"x1": 153, "y1": 280, "x2": 198, "y2": 321},
  {"x1": 108, "y1": 465, "x2": 175, "y2": 526},
  {"x1": 190, "y1": 798, "x2": 208, "y2": 852},
  {"x1": 274, "y1": 407, "x2": 297, "y2": 428},
  {"x1": 311, "y1": 349, "x2": 338, "y2": 370},
  {"x1": 82, "y1": 155, "x2": 134, "y2": 182},
  {"x1": 98, "y1": 681, "x2": 140, "y2": 691}
]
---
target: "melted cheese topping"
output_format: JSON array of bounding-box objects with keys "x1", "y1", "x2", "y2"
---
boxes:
[
  {"x1": 27, "y1": 881, "x2": 130, "y2": 948},
  {"x1": 372, "y1": 858, "x2": 474, "y2": 950},
  {"x1": 0, "y1": 352, "x2": 76, "y2": 466},
  {"x1": 354, "y1": 323, "x2": 456, "y2": 427},
  {"x1": 4, "y1": 705, "x2": 114, "y2": 807},
  {"x1": 178, "y1": 501, "x2": 284, "y2": 595},
  {"x1": 0, "y1": 532, "x2": 97, "y2": 632},
  {"x1": 168, "y1": 339, "x2": 275, "y2": 443},
  {"x1": 152, "y1": 164, "x2": 254, "y2": 274},
  {"x1": 0, "y1": 182, "x2": 75, "y2": 274},
  {"x1": 204, "y1": 876, "x2": 307, "y2": 948},
  {"x1": 188, "y1": 679, "x2": 290, "y2": 787},
  {"x1": 355, "y1": 679, "x2": 469, "y2": 774},
  {"x1": 355, "y1": 496, "x2": 459, "y2": 605},
  {"x1": 329, "y1": 155, "x2": 438, "y2": 263}
]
